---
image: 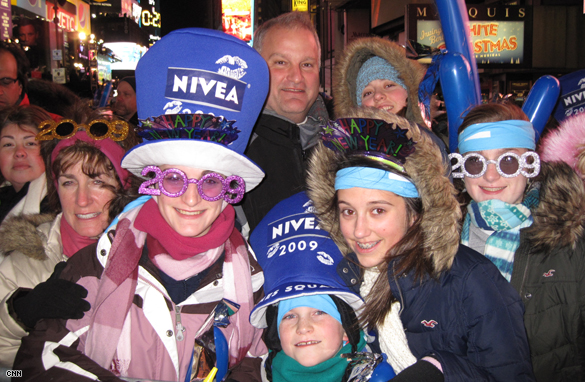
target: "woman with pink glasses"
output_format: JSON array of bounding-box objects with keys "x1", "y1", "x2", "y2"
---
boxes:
[{"x1": 15, "y1": 28, "x2": 268, "y2": 382}]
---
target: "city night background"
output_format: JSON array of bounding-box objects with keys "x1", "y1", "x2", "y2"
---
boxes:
[{"x1": 2, "y1": 0, "x2": 584, "y2": 103}]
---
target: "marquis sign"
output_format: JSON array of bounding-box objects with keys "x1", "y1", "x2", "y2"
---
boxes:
[{"x1": 407, "y1": 4, "x2": 532, "y2": 67}]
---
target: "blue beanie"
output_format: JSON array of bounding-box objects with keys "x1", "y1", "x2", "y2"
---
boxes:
[
  {"x1": 277, "y1": 295, "x2": 342, "y2": 337},
  {"x1": 356, "y1": 56, "x2": 406, "y2": 106}
]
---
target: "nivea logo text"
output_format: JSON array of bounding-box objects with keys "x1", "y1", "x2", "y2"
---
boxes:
[{"x1": 165, "y1": 67, "x2": 246, "y2": 112}]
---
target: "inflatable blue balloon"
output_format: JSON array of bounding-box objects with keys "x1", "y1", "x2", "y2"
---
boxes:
[
  {"x1": 434, "y1": 0, "x2": 481, "y2": 152},
  {"x1": 439, "y1": 52, "x2": 478, "y2": 152},
  {"x1": 435, "y1": 0, "x2": 481, "y2": 104},
  {"x1": 522, "y1": 75, "x2": 560, "y2": 141}
]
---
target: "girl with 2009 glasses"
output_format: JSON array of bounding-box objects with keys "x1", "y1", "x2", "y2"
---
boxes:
[{"x1": 451, "y1": 102, "x2": 585, "y2": 382}]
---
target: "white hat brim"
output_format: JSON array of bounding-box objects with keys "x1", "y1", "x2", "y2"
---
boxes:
[
  {"x1": 249, "y1": 283, "x2": 364, "y2": 329},
  {"x1": 122, "y1": 140, "x2": 264, "y2": 192}
]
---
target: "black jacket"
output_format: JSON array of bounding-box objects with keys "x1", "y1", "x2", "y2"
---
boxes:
[
  {"x1": 242, "y1": 113, "x2": 310, "y2": 231},
  {"x1": 509, "y1": 162, "x2": 585, "y2": 382}
]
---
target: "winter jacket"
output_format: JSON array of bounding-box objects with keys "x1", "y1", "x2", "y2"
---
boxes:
[
  {"x1": 0, "y1": 213, "x2": 61, "y2": 367},
  {"x1": 243, "y1": 94, "x2": 331, "y2": 232},
  {"x1": 13, "y1": 204, "x2": 267, "y2": 382},
  {"x1": 337, "y1": 248, "x2": 535, "y2": 381},
  {"x1": 510, "y1": 162, "x2": 585, "y2": 381},
  {"x1": 2, "y1": 174, "x2": 47, "y2": 222},
  {"x1": 307, "y1": 108, "x2": 535, "y2": 381}
]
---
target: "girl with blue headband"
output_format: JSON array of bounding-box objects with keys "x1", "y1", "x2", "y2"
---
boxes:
[
  {"x1": 452, "y1": 102, "x2": 585, "y2": 382},
  {"x1": 307, "y1": 108, "x2": 535, "y2": 382}
]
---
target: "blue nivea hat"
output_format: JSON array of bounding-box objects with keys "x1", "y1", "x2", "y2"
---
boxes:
[
  {"x1": 249, "y1": 191, "x2": 363, "y2": 329},
  {"x1": 121, "y1": 28, "x2": 269, "y2": 192}
]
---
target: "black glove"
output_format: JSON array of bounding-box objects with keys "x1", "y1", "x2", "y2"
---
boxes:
[
  {"x1": 391, "y1": 359, "x2": 444, "y2": 382},
  {"x1": 12, "y1": 262, "x2": 91, "y2": 329}
]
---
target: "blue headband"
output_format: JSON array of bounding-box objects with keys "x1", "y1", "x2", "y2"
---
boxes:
[
  {"x1": 277, "y1": 295, "x2": 342, "y2": 337},
  {"x1": 335, "y1": 167, "x2": 419, "y2": 198},
  {"x1": 458, "y1": 120, "x2": 536, "y2": 154}
]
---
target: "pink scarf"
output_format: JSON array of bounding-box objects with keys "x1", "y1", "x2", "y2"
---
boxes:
[
  {"x1": 82, "y1": 202, "x2": 257, "y2": 377},
  {"x1": 133, "y1": 198, "x2": 234, "y2": 261},
  {"x1": 60, "y1": 216, "x2": 98, "y2": 258}
]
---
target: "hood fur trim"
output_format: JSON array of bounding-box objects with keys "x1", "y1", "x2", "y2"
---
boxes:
[
  {"x1": 527, "y1": 161, "x2": 585, "y2": 250},
  {"x1": 334, "y1": 37, "x2": 426, "y2": 125},
  {"x1": 0, "y1": 214, "x2": 56, "y2": 260},
  {"x1": 307, "y1": 108, "x2": 461, "y2": 273}
]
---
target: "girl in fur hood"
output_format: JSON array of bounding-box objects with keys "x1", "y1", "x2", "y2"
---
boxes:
[
  {"x1": 333, "y1": 37, "x2": 425, "y2": 124},
  {"x1": 307, "y1": 107, "x2": 535, "y2": 381},
  {"x1": 334, "y1": 37, "x2": 449, "y2": 164},
  {"x1": 451, "y1": 102, "x2": 585, "y2": 382}
]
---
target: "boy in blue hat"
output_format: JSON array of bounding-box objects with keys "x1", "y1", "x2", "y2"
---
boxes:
[{"x1": 249, "y1": 192, "x2": 395, "y2": 382}]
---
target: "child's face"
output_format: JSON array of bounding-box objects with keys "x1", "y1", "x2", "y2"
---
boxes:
[
  {"x1": 279, "y1": 306, "x2": 348, "y2": 367},
  {"x1": 361, "y1": 79, "x2": 408, "y2": 114}
]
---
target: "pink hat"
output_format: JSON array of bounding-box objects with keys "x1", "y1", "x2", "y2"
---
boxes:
[
  {"x1": 51, "y1": 131, "x2": 130, "y2": 189},
  {"x1": 538, "y1": 113, "x2": 585, "y2": 177}
]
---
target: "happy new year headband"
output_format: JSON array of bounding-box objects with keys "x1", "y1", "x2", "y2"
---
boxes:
[
  {"x1": 136, "y1": 113, "x2": 240, "y2": 147},
  {"x1": 320, "y1": 118, "x2": 416, "y2": 173}
]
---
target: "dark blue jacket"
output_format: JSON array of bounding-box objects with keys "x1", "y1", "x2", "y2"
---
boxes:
[{"x1": 338, "y1": 245, "x2": 535, "y2": 381}]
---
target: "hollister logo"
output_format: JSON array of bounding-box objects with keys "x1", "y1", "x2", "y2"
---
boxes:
[
  {"x1": 543, "y1": 269, "x2": 555, "y2": 277},
  {"x1": 421, "y1": 320, "x2": 438, "y2": 328},
  {"x1": 165, "y1": 67, "x2": 246, "y2": 112}
]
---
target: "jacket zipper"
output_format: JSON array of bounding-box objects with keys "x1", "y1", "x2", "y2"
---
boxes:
[
  {"x1": 519, "y1": 254, "x2": 531, "y2": 299},
  {"x1": 175, "y1": 305, "x2": 185, "y2": 342},
  {"x1": 391, "y1": 262, "x2": 405, "y2": 316}
]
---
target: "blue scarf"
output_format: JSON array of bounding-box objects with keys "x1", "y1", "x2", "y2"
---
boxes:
[{"x1": 462, "y1": 187, "x2": 539, "y2": 281}]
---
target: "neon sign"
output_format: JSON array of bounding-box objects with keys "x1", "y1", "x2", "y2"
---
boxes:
[
  {"x1": 222, "y1": 0, "x2": 252, "y2": 42},
  {"x1": 47, "y1": 5, "x2": 77, "y2": 31},
  {"x1": 142, "y1": 8, "x2": 160, "y2": 28}
]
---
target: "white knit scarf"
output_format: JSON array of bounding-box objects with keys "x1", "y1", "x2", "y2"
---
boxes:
[{"x1": 361, "y1": 268, "x2": 417, "y2": 374}]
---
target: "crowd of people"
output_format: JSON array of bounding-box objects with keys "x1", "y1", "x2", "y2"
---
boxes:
[{"x1": 0, "y1": 10, "x2": 582, "y2": 382}]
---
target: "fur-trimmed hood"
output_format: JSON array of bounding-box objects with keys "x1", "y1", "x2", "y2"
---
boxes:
[
  {"x1": 307, "y1": 108, "x2": 461, "y2": 273},
  {"x1": 334, "y1": 37, "x2": 426, "y2": 125},
  {"x1": 526, "y1": 161, "x2": 585, "y2": 251},
  {"x1": 0, "y1": 214, "x2": 56, "y2": 260}
]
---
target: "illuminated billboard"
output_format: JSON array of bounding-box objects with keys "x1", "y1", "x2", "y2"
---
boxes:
[
  {"x1": 222, "y1": 0, "x2": 253, "y2": 43},
  {"x1": 407, "y1": 4, "x2": 532, "y2": 67},
  {"x1": 103, "y1": 42, "x2": 147, "y2": 70}
]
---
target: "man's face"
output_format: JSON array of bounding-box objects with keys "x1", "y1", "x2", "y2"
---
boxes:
[
  {"x1": 114, "y1": 81, "x2": 137, "y2": 121},
  {"x1": 19, "y1": 25, "x2": 38, "y2": 47},
  {"x1": 0, "y1": 51, "x2": 23, "y2": 108},
  {"x1": 260, "y1": 26, "x2": 320, "y2": 124}
]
